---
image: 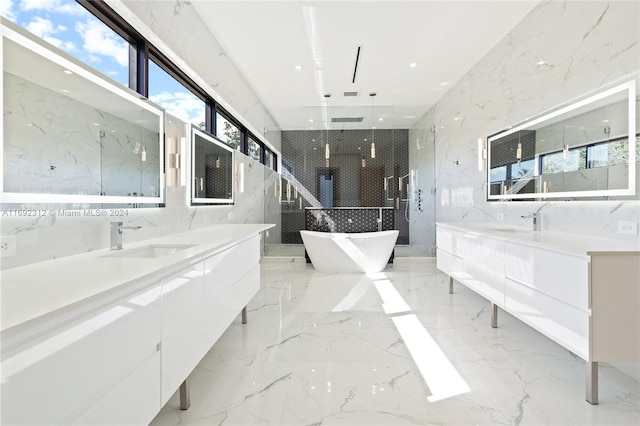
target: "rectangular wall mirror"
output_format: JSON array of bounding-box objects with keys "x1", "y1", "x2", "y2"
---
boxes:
[
  {"x1": 1, "y1": 20, "x2": 164, "y2": 206},
  {"x1": 191, "y1": 126, "x2": 234, "y2": 204},
  {"x1": 487, "y1": 79, "x2": 638, "y2": 200}
]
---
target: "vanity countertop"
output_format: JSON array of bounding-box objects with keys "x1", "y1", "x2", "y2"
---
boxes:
[
  {"x1": 437, "y1": 222, "x2": 640, "y2": 257},
  {"x1": 0, "y1": 224, "x2": 274, "y2": 333}
]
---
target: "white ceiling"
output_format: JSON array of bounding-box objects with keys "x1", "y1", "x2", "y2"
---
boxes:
[{"x1": 193, "y1": 1, "x2": 538, "y2": 131}]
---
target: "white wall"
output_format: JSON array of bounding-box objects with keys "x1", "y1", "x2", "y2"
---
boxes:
[{"x1": 411, "y1": 0, "x2": 640, "y2": 245}]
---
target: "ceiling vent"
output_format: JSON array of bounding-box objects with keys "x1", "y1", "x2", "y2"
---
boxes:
[
  {"x1": 343, "y1": 91, "x2": 358, "y2": 97},
  {"x1": 331, "y1": 117, "x2": 364, "y2": 123}
]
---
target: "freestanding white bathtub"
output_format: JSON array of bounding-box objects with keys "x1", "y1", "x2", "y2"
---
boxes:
[{"x1": 300, "y1": 230, "x2": 399, "y2": 273}]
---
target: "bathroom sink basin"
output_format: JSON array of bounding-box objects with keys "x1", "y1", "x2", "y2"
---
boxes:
[
  {"x1": 482, "y1": 227, "x2": 524, "y2": 234},
  {"x1": 102, "y1": 244, "x2": 196, "y2": 259}
]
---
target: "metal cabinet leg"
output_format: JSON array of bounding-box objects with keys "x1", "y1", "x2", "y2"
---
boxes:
[
  {"x1": 242, "y1": 306, "x2": 248, "y2": 324},
  {"x1": 449, "y1": 276, "x2": 454, "y2": 294},
  {"x1": 586, "y1": 361, "x2": 598, "y2": 405},
  {"x1": 180, "y1": 379, "x2": 190, "y2": 410},
  {"x1": 491, "y1": 303, "x2": 498, "y2": 328}
]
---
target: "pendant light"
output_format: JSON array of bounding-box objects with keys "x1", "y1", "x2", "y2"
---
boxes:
[
  {"x1": 324, "y1": 93, "x2": 331, "y2": 166},
  {"x1": 516, "y1": 142, "x2": 522, "y2": 165},
  {"x1": 370, "y1": 92, "x2": 376, "y2": 159}
]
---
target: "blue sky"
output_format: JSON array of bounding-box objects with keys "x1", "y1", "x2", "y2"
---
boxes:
[{"x1": 2, "y1": 0, "x2": 205, "y2": 125}]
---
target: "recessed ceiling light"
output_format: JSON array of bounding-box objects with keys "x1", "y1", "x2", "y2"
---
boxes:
[
  {"x1": 440, "y1": 82, "x2": 450, "y2": 86},
  {"x1": 63, "y1": 69, "x2": 74, "y2": 75},
  {"x1": 309, "y1": 119, "x2": 314, "y2": 122},
  {"x1": 409, "y1": 62, "x2": 418, "y2": 68},
  {"x1": 378, "y1": 117, "x2": 383, "y2": 121},
  {"x1": 536, "y1": 60, "x2": 547, "y2": 66},
  {"x1": 294, "y1": 65, "x2": 302, "y2": 71},
  {"x1": 453, "y1": 117, "x2": 462, "y2": 121},
  {"x1": 60, "y1": 89, "x2": 71, "y2": 93},
  {"x1": 602, "y1": 119, "x2": 609, "y2": 123},
  {"x1": 364, "y1": 138, "x2": 368, "y2": 141}
]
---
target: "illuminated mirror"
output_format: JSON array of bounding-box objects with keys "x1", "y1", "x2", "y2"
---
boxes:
[
  {"x1": 1, "y1": 20, "x2": 164, "y2": 206},
  {"x1": 487, "y1": 80, "x2": 637, "y2": 200},
  {"x1": 191, "y1": 126, "x2": 234, "y2": 204}
]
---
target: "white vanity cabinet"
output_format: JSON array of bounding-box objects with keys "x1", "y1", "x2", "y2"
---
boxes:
[
  {"x1": 0, "y1": 224, "x2": 272, "y2": 425},
  {"x1": 160, "y1": 261, "x2": 207, "y2": 406},
  {"x1": 503, "y1": 242, "x2": 590, "y2": 360},
  {"x1": 436, "y1": 222, "x2": 640, "y2": 404},
  {"x1": 202, "y1": 235, "x2": 260, "y2": 348},
  {"x1": 160, "y1": 234, "x2": 261, "y2": 406},
  {"x1": 1, "y1": 282, "x2": 162, "y2": 426}
]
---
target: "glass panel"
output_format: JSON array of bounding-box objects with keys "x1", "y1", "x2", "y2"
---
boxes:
[
  {"x1": 248, "y1": 136, "x2": 261, "y2": 161},
  {"x1": 148, "y1": 59, "x2": 205, "y2": 128},
  {"x1": 2, "y1": 0, "x2": 129, "y2": 87},
  {"x1": 216, "y1": 113, "x2": 241, "y2": 150}
]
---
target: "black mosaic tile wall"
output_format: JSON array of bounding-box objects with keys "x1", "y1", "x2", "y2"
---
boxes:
[
  {"x1": 281, "y1": 129, "x2": 410, "y2": 245},
  {"x1": 305, "y1": 208, "x2": 394, "y2": 233}
]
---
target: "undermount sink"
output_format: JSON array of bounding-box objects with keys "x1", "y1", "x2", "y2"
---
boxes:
[
  {"x1": 482, "y1": 227, "x2": 524, "y2": 233},
  {"x1": 102, "y1": 244, "x2": 196, "y2": 259}
]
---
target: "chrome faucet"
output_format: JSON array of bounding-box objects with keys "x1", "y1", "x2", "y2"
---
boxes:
[
  {"x1": 521, "y1": 213, "x2": 542, "y2": 231},
  {"x1": 110, "y1": 221, "x2": 141, "y2": 250}
]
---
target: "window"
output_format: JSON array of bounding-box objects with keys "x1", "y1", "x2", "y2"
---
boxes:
[
  {"x1": 216, "y1": 112, "x2": 241, "y2": 150},
  {"x1": 587, "y1": 138, "x2": 629, "y2": 168},
  {"x1": 265, "y1": 149, "x2": 277, "y2": 171},
  {"x1": 490, "y1": 166, "x2": 506, "y2": 183},
  {"x1": 148, "y1": 59, "x2": 206, "y2": 128},
  {"x1": 541, "y1": 147, "x2": 586, "y2": 174},
  {"x1": 247, "y1": 135, "x2": 262, "y2": 162},
  {"x1": 3, "y1": 0, "x2": 129, "y2": 87}
]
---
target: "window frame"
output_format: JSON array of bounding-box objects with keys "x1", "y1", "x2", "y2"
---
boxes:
[{"x1": 77, "y1": 1, "x2": 275, "y2": 168}]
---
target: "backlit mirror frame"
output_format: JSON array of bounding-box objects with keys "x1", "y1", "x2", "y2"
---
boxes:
[
  {"x1": 487, "y1": 80, "x2": 636, "y2": 200},
  {"x1": 1, "y1": 20, "x2": 165, "y2": 205},
  {"x1": 190, "y1": 126, "x2": 235, "y2": 205}
]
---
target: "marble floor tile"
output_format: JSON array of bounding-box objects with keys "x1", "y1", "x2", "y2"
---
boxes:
[{"x1": 151, "y1": 260, "x2": 640, "y2": 426}]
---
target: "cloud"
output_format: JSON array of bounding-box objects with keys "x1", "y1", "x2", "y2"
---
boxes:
[
  {"x1": 20, "y1": 0, "x2": 87, "y2": 16},
  {"x1": 75, "y1": 19, "x2": 128, "y2": 67},
  {"x1": 0, "y1": 0, "x2": 17, "y2": 21},
  {"x1": 24, "y1": 16, "x2": 73, "y2": 51},
  {"x1": 149, "y1": 91, "x2": 205, "y2": 125}
]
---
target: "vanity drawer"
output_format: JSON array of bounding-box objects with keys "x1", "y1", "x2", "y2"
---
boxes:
[
  {"x1": 505, "y1": 277, "x2": 589, "y2": 360},
  {"x1": 436, "y1": 248, "x2": 462, "y2": 278},
  {"x1": 504, "y1": 242, "x2": 589, "y2": 309},
  {"x1": 436, "y1": 226, "x2": 464, "y2": 257},
  {"x1": 461, "y1": 234, "x2": 505, "y2": 306},
  {"x1": 203, "y1": 235, "x2": 259, "y2": 288}
]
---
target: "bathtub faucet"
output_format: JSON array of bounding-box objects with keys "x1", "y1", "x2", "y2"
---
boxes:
[{"x1": 377, "y1": 218, "x2": 382, "y2": 232}]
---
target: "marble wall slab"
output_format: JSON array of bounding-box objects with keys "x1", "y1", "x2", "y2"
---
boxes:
[{"x1": 411, "y1": 0, "x2": 640, "y2": 243}]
